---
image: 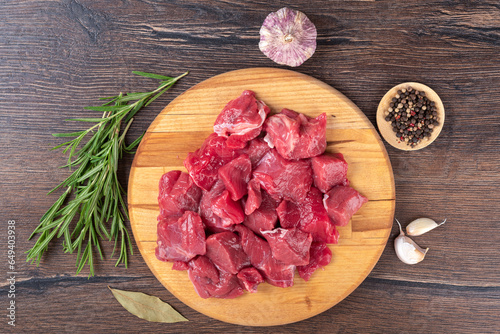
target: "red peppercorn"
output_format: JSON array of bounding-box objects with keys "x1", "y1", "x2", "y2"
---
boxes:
[
  {"x1": 411, "y1": 111, "x2": 416, "y2": 116},
  {"x1": 410, "y1": 123, "x2": 415, "y2": 127}
]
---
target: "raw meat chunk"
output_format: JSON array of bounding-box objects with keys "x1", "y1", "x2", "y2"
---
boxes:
[
  {"x1": 276, "y1": 200, "x2": 301, "y2": 229},
  {"x1": 207, "y1": 270, "x2": 244, "y2": 299},
  {"x1": 155, "y1": 211, "x2": 206, "y2": 263},
  {"x1": 205, "y1": 270, "x2": 245, "y2": 299},
  {"x1": 158, "y1": 170, "x2": 202, "y2": 217},
  {"x1": 243, "y1": 191, "x2": 278, "y2": 236},
  {"x1": 218, "y1": 154, "x2": 252, "y2": 201},
  {"x1": 253, "y1": 149, "x2": 312, "y2": 202},
  {"x1": 184, "y1": 133, "x2": 238, "y2": 191},
  {"x1": 188, "y1": 256, "x2": 244, "y2": 299},
  {"x1": 297, "y1": 242, "x2": 332, "y2": 281},
  {"x1": 311, "y1": 153, "x2": 349, "y2": 193},
  {"x1": 197, "y1": 177, "x2": 244, "y2": 229},
  {"x1": 237, "y1": 267, "x2": 264, "y2": 293},
  {"x1": 264, "y1": 108, "x2": 327, "y2": 160},
  {"x1": 234, "y1": 225, "x2": 268, "y2": 268},
  {"x1": 244, "y1": 178, "x2": 262, "y2": 215},
  {"x1": 324, "y1": 185, "x2": 368, "y2": 226},
  {"x1": 261, "y1": 228, "x2": 312, "y2": 266},
  {"x1": 206, "y1": 232, "x2": 250, "y2": 274},
  {"x1": 187, "y1": 256, "x2": 219, "y2": 299},
  {"x1": 172, "y1": 261, "x2": 189, "y2": 271},
  {"x1": 214, "y1": 90, "x2": 271, "y2": 148},
  {"x1": 238, "y1": 137, "x2": 271, "y2": 167},
  {"x1": 235, "y1": 225, "x2": 295, "y2": 288},
  {"x1": 199, "y1": 180, "x2": 233, "y2": 233},
  {"x1": 277, "y1": 187, "x2": 339, "y2": 244},
  {"x1": 300, "y1": 187, "x2": 339, "y2": 243},
  {"x1": 212, "y1": 190, "x2": 245, "y2": 226}
]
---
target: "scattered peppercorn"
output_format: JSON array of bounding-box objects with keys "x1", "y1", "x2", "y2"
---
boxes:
[{"x1": 384, "y1": 86, "x2": 439, "y2": 147}]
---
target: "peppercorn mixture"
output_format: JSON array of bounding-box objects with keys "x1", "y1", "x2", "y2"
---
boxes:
[{"x1": 383, "y1": 87, "x2": 440, "y2": 147}]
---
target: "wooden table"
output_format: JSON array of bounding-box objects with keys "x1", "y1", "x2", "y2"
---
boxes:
[{"x1": 1, "y1": 1, "x2": 499, "y2": 333}]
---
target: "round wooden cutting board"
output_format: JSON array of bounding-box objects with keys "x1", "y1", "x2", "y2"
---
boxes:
[{"x1": 128, "y1": 68, "x2": 395, "y2": 326}]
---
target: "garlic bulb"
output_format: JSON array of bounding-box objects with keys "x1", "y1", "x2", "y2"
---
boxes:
[
  {"x1": 259, "y1": 7, "x2": 317, "y2": 67},
  {"x1": 394, "y1": 219, "x2": 429, "y2": 265},
  {"x1": 406, "y1": 218, "x2": 447, "y2": 236}
]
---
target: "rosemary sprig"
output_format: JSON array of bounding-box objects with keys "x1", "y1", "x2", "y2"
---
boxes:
[{"x1": 27, "y1": 71, "x2": 188, "y2": 276}]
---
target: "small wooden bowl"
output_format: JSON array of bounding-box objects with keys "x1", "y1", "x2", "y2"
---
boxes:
[{"x1": 376, "y1": 82, "x2": 445, "y2": 151}]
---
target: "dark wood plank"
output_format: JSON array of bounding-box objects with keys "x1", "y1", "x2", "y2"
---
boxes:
[{"x1": 1, "y1": 0, "x2": 499, "y2": 332}]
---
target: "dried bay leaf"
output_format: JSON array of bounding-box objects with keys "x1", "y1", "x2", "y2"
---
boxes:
[{"x1": 108, "y1": 287, "x2": 188, "y2": 323}]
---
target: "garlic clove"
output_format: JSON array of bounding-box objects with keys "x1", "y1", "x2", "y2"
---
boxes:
[
  {"x1": 259, "y1": 7, "x2": 317, "y2": 67},
  {"x1": 406, "y1": 218, "x2": 447, "y2": 236},
  {"x1": 395, "y1": 235, "x2": 429, "y2": 264},
  {"x1": 394, "y1": 219, "x2": 429, "y2": 265}
]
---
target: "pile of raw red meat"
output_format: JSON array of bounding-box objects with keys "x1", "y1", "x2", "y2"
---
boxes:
[{"x1": 156, "y1": 90, "x2": 367, "y2": 299}]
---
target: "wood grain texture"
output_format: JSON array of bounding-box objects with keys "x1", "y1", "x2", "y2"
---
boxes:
[
  {"x1": 128, "y1": 68, "x2": 395, "y2": 325},
  {"x1": 1, "y1": 0, "x2": 500, "y2": 332}
]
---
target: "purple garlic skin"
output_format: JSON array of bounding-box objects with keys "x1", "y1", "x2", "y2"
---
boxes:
[{"x1": 259, "y1": 7, "x2": 317, "y2": 67}]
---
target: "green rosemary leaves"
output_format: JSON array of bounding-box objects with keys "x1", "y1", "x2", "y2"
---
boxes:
[{"x1": 27, "y1": 71, "x2": 188, "y2": 276}]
